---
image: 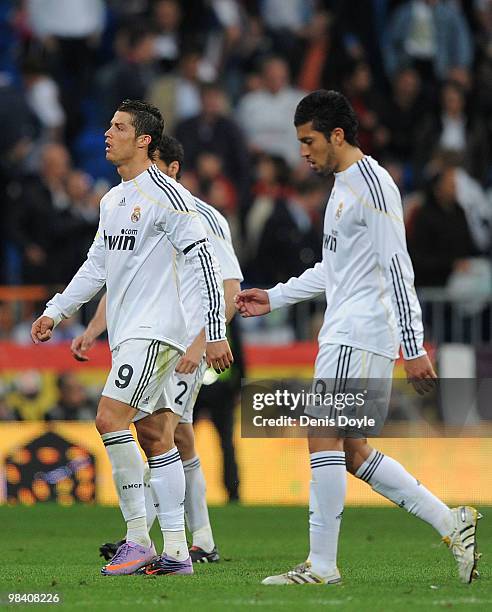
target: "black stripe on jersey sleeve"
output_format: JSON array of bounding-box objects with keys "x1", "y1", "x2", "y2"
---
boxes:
[
  {"x1": 197, "y1": 245, "x2": 220, "y2": 340},
  {"x1": 195, "y1": 199, "x2": 226, "y2": 239},
  {"x1": 201, "y1": 244, "x2": 222, "y2": 340},
  {"x1": 361, "y1": 158, "x2": 387, "y2": 213},
  {"x1": 390, "y1": 256, "x2": 418, "y2": 357},
  {"x1": 183, "y1": 238, "x2": 207, "y2": 255},
  {"x1": 148, "y1": 166, "x2": 189, "y2": 212},
  {"x1": 357, "y1": 160, "x2": 381, "y2": 212},
  {"x1": 392, "y1": 254, "x2": 418, "y2": 355}
]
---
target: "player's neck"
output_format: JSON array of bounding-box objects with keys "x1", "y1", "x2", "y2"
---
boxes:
[
  {"x1": 335, "y1": 146, "x2": 364, "y2": 173},
  {"x1": 117, "y1": 157, "x2": 153, "y2": 182}
]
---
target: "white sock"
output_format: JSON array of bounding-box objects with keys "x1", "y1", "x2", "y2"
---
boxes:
[
  {"x1": 309, "y1": 451, "x2": 346, "y2": 576},
  {"x1": 356, "y1": 449, "x2": 454, "y2": 536},
  {"x1": 143, "y1": 463, "x2": 157, "y2": 532},
  {"x1": 148, "y1": 447, "x2": 188, "y2": 560},
  {"x1": 183, "y1": 456, "x2": 215, "y2": 552},
  {"x1": 101, "y1": 430, "x2": 150, "y2": 547}
]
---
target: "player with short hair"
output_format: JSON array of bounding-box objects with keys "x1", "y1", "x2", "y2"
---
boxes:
[
  {"x1": 71, "y1": 135, "x2": 243, "y2": 568},
  {"x1": 236, "y1": 90, "x2": 481, "y2": 585},
  {"x1": 31, "y1": 100, "x2": 233, "y2": 576}
]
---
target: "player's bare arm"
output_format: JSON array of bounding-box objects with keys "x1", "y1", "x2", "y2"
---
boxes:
[
  {"x1": 31, "y1": 315, "x2": 55, "y2": 344},
  {"x1": 175, "y1": 329, "x2": 206, "y2": 374},
  {"x1": 235, "y1": 288, "x2": 271, "y2": 318},
  {"x1": 71, "y1": 294, "x2": 108, "y2": 362}
]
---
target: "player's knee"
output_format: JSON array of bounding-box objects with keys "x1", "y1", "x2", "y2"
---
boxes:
[{"x1": 95, "y1": 412, "x2": 113, "y2": 435}]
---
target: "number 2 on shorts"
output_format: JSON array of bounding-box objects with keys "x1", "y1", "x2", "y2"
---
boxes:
[{"x1": 175, "y1": 380, "x2": 188, "y2": 405}]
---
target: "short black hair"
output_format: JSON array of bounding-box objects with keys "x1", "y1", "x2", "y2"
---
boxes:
[
  {"x1": 294, "y1": 90, "x2": 359, "y2": 146},
  {"x1": 117, "y1": 99, "x2": 164, "y2": 158},
  {"x1": 157, "y1": 134, "x2": 184, "y2": 179}
]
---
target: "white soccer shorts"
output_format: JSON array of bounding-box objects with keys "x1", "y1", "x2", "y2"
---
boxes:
[
  {"x1": 174, "y1": 359, "x2": 209, "y2": 425},
  {"x1": 305, "y1": 343, "x2": 395, "y2": 435},
  {"x1": 102, "y1": 339, "x2": 181, "y2": 421}
]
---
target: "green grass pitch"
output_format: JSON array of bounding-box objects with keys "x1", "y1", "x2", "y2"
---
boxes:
[{"x1": 1, "y1": 504, "x2": 490, "y2": 611}]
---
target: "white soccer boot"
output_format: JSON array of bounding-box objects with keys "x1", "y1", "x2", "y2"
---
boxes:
[
  {"x1": 442, "y1": 506, "x2": 482, "y2": 583},
  {"x1": 262, "y1": 560, "x2": 341, "y2": 585}
]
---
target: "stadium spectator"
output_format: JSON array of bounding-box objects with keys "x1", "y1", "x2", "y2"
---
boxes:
[
  {"x1": 96, "y1": 22, "x2": 157, "y2": 127},
  {"x1": 193, "y1": 152, "x2": 238, "y2": 214},
  {"x1": 379, "y1": 67, "x2": 432, "y2": 185},
  {"x1": 254, "y1": 178, "x2": 325, "y2": 286},
  {"x1": 259, "y1": 0, "x2": 316, "y2": 78},
  {"x1": 152, "y1": 0, "x2": 183, "y2": 73},
  {"x1": 384, "y1": 0, "x2": 473, "y2": 88},
  {"x1": 7, "y1": 142, "x2": 72, "y2": 284},
  {"x1": 63, "y1": 170, "x2": 102, "y2": 280},
  {"x1": 244, "y1": 154, "x2": 291, "y2": 267},
  {"x1": 20, "y1": 56, "x2": 65, "y2": 142},
  {"x1": 295, "y1": 7, "x2": 362, "y2": 93},
  {"x1": 175, "y1": 82, "x2": 251, "y2": 216},
  {"x1": 428, "y1": 80, "x2": 490, "y2": 183},
  {"x1": 44, "y1": 372, "x2": 96, "y2": 421},
  {"x1": 409, "y1": 166, "x2": 478, "y2": 287},
  {"x1": 25, "y1": 0, "x2": 106, "y2": 140},
  {"x1": 236, "y1": 56, "x2": 305, "y2": 166},
  {"x1": 148, "y1": 50, "x2": 203, "y2": 133},
  {"x1": 342, "y1": 60, "x2": 386, "y2": 156}
]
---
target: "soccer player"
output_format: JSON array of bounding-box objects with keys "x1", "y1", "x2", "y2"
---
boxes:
[
  {"x1": 235, "y1": 90, "x2": 481, "y2": 585},
  {"x1": 71, "y1": 135, "x2": 243, "y2": 567},
  {"x1": 31, "y1": 100, "x2": 233, "y2": 576}
]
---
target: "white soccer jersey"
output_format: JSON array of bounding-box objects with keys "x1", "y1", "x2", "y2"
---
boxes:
[
  {"x1": 43, "y1": 164, "x2": 226, "y2": 351},
  {"x1": 267, "y1": 156, "x2": 426, "y2": 361},
  {"x1": 181, "y1": 198, "x2": 243, "y2": 344}
]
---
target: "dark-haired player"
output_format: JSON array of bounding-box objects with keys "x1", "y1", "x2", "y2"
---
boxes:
[
  {"x1": 236, "y1": 90, "x2": 480, "y2": 585},
  {"x1": 72, "y1": 135, "x2": 242, "y2": 568},
  {"x1": 32, "y1": 100, "x2": 232, "y2": 576}
]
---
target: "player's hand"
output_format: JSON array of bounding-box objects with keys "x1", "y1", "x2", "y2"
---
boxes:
[
  {"x1": 31, "y1": 316, "x2": 54, "y2": 344},
  {"x1": 403, "y1": 354, "x2": 437, "y2": 395},
  {"x1": 176, "y1": 342, "x2": 205, "y2": 374},
  {"x1": 71, "y1": 331, "x2": 97, "y2": 362},
  {"x1": 205, "y1": 339, "x2": 233, "y2": 374},
  {"x1": 234, "y1": 288, "x2": 271, "y2": 318}
]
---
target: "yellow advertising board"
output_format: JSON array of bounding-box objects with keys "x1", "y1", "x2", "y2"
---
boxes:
[{"x1": 1, "y1": 421, "x2": 491, "y2": 507}]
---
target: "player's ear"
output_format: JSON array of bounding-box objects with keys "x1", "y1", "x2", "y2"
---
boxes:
[
  {"x1": 169, "y1": 161, "x2": 180, "y2": 178},
  {"x1": 137, "y1": 134, "x2": 152, "y2": 149},
  {"x1": 331, "y1": 127, "x2": 345, "y2": 147}
]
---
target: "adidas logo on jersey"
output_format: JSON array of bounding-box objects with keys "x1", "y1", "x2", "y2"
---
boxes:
[
  {"x1": 118, "y1": 197, "x2": 126, "y2": 206},
  {"x1": 104, "y1": 229, "x2": 137, "y2": 251},
  {"x1": 142, "y1": 396, "x2": 150, "y2": 405}
]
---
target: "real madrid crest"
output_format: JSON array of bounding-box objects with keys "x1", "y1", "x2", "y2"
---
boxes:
[
  {"x1": 131, "y1": 206, "x2": 141, "y2": 223},
  {"x1": 335, "y1": 202, "x2": 344, "y2": 220}
]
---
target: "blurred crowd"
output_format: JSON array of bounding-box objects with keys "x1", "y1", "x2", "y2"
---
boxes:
[{"x1": 1, "y1": 0, "x2": 492, "y2": 337}]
